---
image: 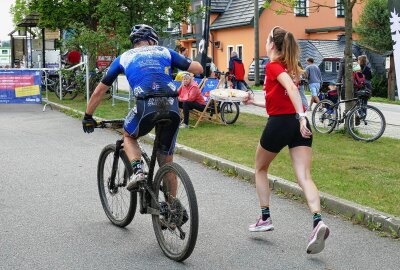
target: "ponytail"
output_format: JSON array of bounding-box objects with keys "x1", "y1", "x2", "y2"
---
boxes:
[
  {"x1": 282, "y1": 32, "x2": 301, "y2": 83},
  {"x1": 270, "y1": 27, "x2": 302, "y2": 83}
]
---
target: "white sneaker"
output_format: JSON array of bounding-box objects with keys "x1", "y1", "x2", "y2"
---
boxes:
[
  {"x1": 249, "y1": 216, "x2": 274, "y2": 232},
  {"x1": 179, "y1": 123, "x2": 189, "y2": 129},
  {"x1": 306, "y1": 221, "x2": 330, "y2": 254},
  {"x1": 127, "y1": 170, "x2": 145, "y2": 190}
]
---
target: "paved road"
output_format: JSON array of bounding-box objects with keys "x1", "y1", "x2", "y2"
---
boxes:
[
  {"x1": 117, "y1": 77, "x2": 400, "y2": 139},
  {"x1": 0, "y1": 104, "x2": 399, "y2": 270}
]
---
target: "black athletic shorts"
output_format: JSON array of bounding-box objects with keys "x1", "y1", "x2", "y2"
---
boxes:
[{"x1": 260, "y1": 114, "x2": 312, "y2": 153}]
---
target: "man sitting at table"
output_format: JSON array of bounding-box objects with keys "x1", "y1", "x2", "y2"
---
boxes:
[{"x1": 178, "y1": 72, "x2": 206, "y2": 128}]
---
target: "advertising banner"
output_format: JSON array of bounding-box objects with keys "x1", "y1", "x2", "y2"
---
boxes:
[
  {"x1": 389, "y1": 0, "x2": 400, "y2": 97},
  {"x1": 0, "y1": 69, "x2": 42, "y2": 104},
  {"x1": 96, "y1": 55, "x2": 114, "y2": 70}
]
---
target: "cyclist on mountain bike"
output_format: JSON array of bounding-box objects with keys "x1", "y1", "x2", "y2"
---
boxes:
[{"x1": 82, "y1": 24, "x2": 203, "y2": 190}]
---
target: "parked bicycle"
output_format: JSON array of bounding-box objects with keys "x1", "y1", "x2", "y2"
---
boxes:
[
  {"x1": 95, "y1": 103, "x2": 199, "y2": 261},
  {"x1": 213, "y1": 71, "x2": 254, "y2": 124},
  {"x1": 55, "y1": 66, "x2": 113, "y2": 100},
  {"x1": 311, "y1": 83, "x2": 386, "y2": 142}
]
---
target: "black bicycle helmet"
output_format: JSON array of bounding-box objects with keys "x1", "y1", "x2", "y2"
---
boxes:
[{"x1": 129, "y1": 24, "x2": 159, "y2": 45}]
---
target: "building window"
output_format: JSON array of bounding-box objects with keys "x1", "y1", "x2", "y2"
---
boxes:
[
  {"x1": 236, "y1": 45, "x2": 243, "y2": 60},
  {"x1": 294, "y1": 0, "x2": 308, "y2": 17},
  {"x1": 191, "y1": 48, "x2": 197, "y2": 60},
  {"x1": 336, "y1": 0, "x2": 344, "y2": 17},
  {"x1": 336, "y1": 62, "x2": 340, "y2": 72},
  {"x1": 1, "y1": 50, "x2": 7, "y2": 55},
  {"x1": 227, "y1": 46, "x2": 234, "y2": 68},
  {"x1": 325, "y1": 61, "x2": 332, "y2": 72}
]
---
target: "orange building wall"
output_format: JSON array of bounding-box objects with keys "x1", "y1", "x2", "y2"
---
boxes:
[
  {"x1": 211, "y1": 26, "x2": 255, "y2": 75},
  {"x1": 209, "y1": 0, "x2": 365, "y2": 79}
]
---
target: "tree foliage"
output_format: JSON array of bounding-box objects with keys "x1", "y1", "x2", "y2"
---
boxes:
[
  {"x1": 10, "y1": 0, "x2": 30, "y2": 26},
  {"x1": 355, "y1": 0, "x2": 392, "y2": 53},
  {"x1": 11, "y1": 0, "x2": 193, "y2": 69}
]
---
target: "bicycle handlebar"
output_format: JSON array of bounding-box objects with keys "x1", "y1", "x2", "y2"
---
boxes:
[{"x1": 95, "y1": 119, "x2": 124, "y2": 129}]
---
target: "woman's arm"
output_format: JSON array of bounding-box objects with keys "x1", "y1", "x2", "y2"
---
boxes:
[{"x1": 277, "y1": 72, "x2": 312, "y2": 138}]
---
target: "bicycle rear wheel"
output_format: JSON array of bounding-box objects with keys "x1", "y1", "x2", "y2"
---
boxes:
[
  {"x1": 220, "y1": 102, "x2": 240, "y2": 124},
  {"x1": 346, "y1": 104, "x2": 386, "y2": 142},
  {"x1": 97, "y1": 144, "x2": 137, "y2": 227},
  {"x1": 152, "y1": 162, "x2": 198, "y2": 262},
  {"x1": 312, "y1": 100, "x2": 337, "y2": 134}
]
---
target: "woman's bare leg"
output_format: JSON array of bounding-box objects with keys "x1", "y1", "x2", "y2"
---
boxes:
[
  {"x1": 289, "y1": 146, "x2": 320, "y2": 213},
  {"x1": 255, "y1": 144, "x2": 278, "y2": 207}
]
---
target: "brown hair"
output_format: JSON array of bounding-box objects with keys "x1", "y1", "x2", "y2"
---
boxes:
[
  {"x1": 358, "y1": 55, "x2": 367, "y2": 66},
  {"x1": 179, "y1": 47, "x2": 187, "y2": 54},
  {"x1": 269, "y1": 27, "x2": 302, "y2": 82}
]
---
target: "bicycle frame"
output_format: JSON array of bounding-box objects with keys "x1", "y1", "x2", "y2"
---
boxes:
[{"x1": 327, "y1": 84, "x2": 364, "y2": 124}]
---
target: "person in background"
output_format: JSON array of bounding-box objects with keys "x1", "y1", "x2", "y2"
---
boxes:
[
  {"x1": 179, "y1": 47, "x2": 189, "y2": 58},
  {"x1": 66, "y1": 50, "x2": 81, "y2": 65},
  {"x1": 243, "y1": 26, "x2": 329, "y2": 255},
  {"x1": 177, "y1": 47, "x2": 190, "y2": 73},
  {"x1": 298, "y1": 62, "x2": 309, "y2": 110},
  {"x1": 178, "y1": 72, "x2": 206, "y2": 128},
  {"x1": 336, "y1": 57, "x2": 346, "y2": 99},
  {"x1": 229, "y1": 51, "x2": 247, "y2": 90},
  {"x1": 305, "y1": 58, "x2": 323, "y2": 110},
  {"x1": 358, "y1": 55, "x2": 372, "y2": 89}
]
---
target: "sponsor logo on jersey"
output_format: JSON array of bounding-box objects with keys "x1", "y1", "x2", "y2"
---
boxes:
[
  {"x1": 152, "y1": 82, "x2": 160, "y2": 91},
  {"x1": 133, "y1": 86, "x2": 144, "y2": 96},
  {"x1": 168, "y1": 82, "x2": 176, "y2": 91}
]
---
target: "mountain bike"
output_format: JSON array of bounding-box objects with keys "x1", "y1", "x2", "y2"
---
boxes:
[
  {"x1": 95, "y1": 96, "x2": 198, "y2": 261},
  {"x1": 311, "y1": 83, "x2": 386, "y2": 142}
]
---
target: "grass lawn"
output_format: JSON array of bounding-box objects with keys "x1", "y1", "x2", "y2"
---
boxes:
[{"x1": 47, "y1": 92, "x2": 400, "y2": 217}]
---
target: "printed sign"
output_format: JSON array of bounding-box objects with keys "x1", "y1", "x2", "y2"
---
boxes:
[
  {"x1": 97, "y1": 55, "x2": 114, "y2": 70},
  {"x1": 0, "y1": 70, "x2": 42, "y2": 104}
]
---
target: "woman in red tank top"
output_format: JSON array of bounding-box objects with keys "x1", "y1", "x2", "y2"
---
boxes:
[{"x1": 243, "y1": 26, "x2": 329, "y2": 254}]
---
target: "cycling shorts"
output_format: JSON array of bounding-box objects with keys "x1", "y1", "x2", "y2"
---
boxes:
[
  {"x1": 260, "y1": 114, "x2": 312, "y2": 153},
  {"x1": 124, "y1": 97, "x2": 180, "y2": 155}
]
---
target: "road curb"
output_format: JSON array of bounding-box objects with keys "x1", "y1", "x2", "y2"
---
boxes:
[{"x1": 45, "y1": 100, "x2": 400, "y2": 237}]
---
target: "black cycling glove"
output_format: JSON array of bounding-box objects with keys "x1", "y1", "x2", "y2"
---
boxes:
[{"x1": 82, "y1": 113, "x2": 96, "y2": 133}]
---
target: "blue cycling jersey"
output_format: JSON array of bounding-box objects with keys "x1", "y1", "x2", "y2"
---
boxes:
[{"x1": 102, "y1": 46, "x2": 191, "y2": 98}]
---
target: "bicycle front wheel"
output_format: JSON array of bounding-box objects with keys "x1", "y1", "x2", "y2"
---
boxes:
[
  {"x1": 97, "y1": 144, "x2": 137, "y2": 227},
  {"x1": 220, "y1": 102, "x2": 240, "y2": 124},
  {"x1": 346, "y1": 104, "x2": 386, "y2": 142},
  {"x1": 152, "y1": 162, "x2": 198, "y2": 262},
  {"x1": 312, "y1": 100, "x2": 337, "y2": 134}
]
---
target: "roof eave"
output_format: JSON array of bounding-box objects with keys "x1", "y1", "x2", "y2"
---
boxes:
[{"x1": 210, "y1": 22, "x2": 251, "y2": 30}]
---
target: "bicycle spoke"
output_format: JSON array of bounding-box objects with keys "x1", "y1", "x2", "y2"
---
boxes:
[{"x1": 152, "y1": 162, "x2": 198, "y2": 261}]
